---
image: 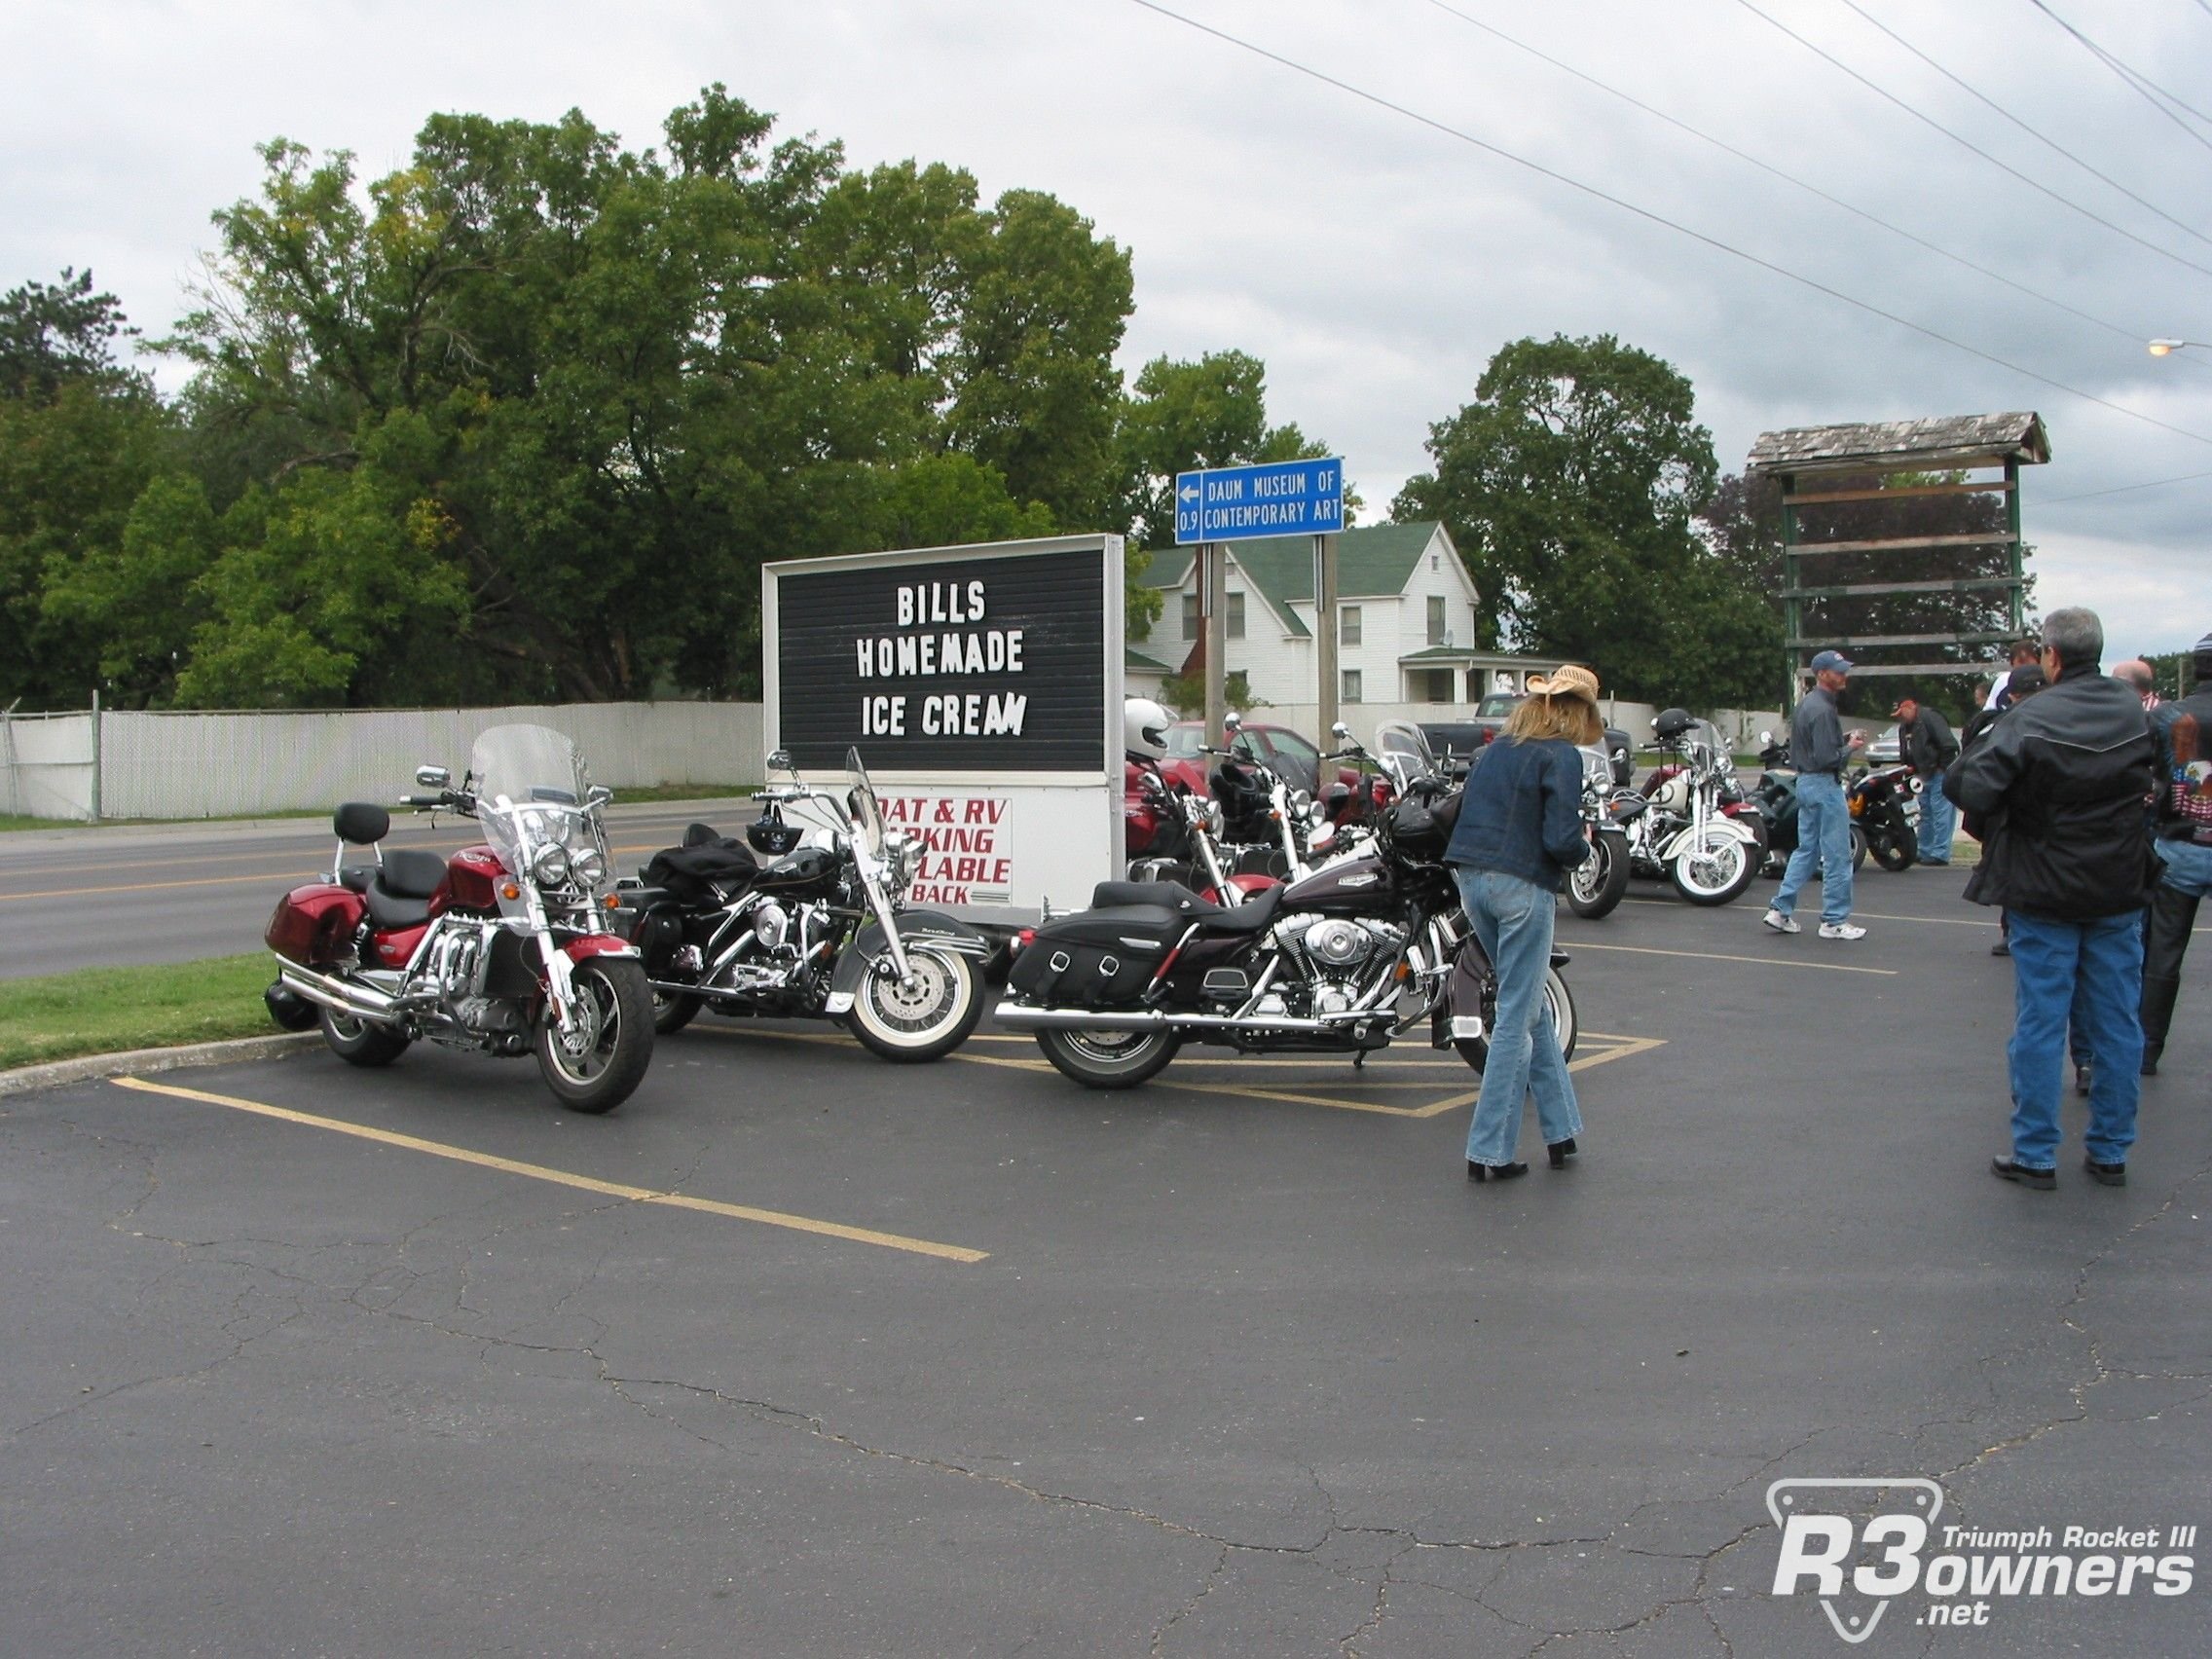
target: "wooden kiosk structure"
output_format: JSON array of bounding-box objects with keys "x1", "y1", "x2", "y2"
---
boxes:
[{"x1": 1747, "y1": 412, "x2": 2049, "y2": 708}]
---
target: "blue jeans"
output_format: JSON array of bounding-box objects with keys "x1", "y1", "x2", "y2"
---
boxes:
[
  {"x1": 2005, "y1": 909, "x2": 2144, "y2": 1169},
  {"x1": 2155, "y1": 836, "x2": 2212, "y2": 899},
  {"x1": 1916, "y1": 774, "x2": 1955, "y2": 864},
  {"x1": 1454, "y1": 867, "x2": 1582, "y2": 1164},
  {"x1": 1773, "y1": 773, "x2": 1853, "y2": 925}
]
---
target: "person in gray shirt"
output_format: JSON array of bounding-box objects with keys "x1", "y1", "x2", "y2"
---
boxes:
[{"x1": 1764, "y1": 649, "x2": 1868, "y2": 939}]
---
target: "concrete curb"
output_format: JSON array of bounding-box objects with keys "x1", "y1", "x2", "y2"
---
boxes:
[{"x1": 0, "y1": 1032, "x2": 320, "y2": 1097}]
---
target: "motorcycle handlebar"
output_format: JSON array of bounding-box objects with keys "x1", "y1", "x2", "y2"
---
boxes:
[{"x1": 398, "y1": 793, "x2": 447, "y2": 808}]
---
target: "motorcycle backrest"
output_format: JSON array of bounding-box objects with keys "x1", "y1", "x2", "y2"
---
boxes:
[{"x1": 334, "y1": 802, "x2": 391, "y2": 845}]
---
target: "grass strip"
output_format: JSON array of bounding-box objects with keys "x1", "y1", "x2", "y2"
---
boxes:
[{"x1": 0, "y1": 953, "x2": 280, "y2": 1070}]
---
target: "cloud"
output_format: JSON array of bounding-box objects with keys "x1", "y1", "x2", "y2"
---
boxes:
[{"x1": 3, "y1": 0, "x2": 2206, "y2": 644}]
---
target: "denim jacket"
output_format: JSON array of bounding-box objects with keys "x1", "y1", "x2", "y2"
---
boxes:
[{"x1": 1443, "y1": 737, "x2": 1590, "y2": 892}]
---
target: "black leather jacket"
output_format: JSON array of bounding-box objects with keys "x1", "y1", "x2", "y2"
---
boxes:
[{"x1": 1943, "y1": 665, "x2": 2157, "y2": 920}]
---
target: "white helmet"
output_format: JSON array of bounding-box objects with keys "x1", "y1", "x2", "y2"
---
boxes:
[{"x1": 1124, "y1": 697, "x2": 1172, "y2": 759}]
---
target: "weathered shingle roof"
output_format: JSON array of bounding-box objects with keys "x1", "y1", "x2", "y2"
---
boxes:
[
  {"x1": 1140, "y1": 523, "x2": 1456, "y2": 641},
  {"x1": 1748, "y1": 412, "x2": 2049, "y2": 475}
]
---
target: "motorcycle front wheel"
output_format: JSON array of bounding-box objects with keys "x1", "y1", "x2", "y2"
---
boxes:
[
  {"x1": 1851, "y1": 824, "x2": 1869, "y2": 871},
  {"x1": 1670, "y1": 828, "x2": 1757, "y2": 906},
  {"x1": 1566, "y1": 830, "x2": 1631, "y2": 920},
  {"x1": 1036, "y1": 1026, "x2": 1184, "y2": 1088},
  {"x1": 847, "y1": 946, "x2": 983, "y2": 1062},
  {"x1": 1454, "y1": 969, "x2": 1577, "y2": 1073},
  {"x1": 535, "y1": 959, "x2": 654, "y2": 1114}
]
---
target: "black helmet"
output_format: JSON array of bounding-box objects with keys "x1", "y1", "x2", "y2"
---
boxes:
[
  {"x1": 1653, "y1": 707, "x2": 1696, "y2": 742},
  {"x1": 747, "y1": 811, "x2": 802, "y2": 857}
]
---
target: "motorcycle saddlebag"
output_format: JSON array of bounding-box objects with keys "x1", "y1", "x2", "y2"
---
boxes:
[
  {"x1": 265, "y1": 883, "x2": 367, "y2": 967},
  {"x1": 1007, "y1": 906, "x2": 1180, "y2": 1009}
]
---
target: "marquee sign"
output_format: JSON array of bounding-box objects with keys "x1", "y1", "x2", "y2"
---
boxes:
[{"x1": 761, "y1": 535, "x2": 1124, "y2": 911}]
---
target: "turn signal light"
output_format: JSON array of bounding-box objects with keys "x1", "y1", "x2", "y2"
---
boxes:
[{"x1": 501, "y1": 881, "x2": 521, "y2": 900}]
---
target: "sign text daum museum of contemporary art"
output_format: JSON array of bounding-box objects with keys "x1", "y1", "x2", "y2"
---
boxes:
[
  {"x1": 1173, "y1": 457, "x2": 1345, "y2": 545},
  {"x1": 770, "y1": 546, "x2": 1108, "y2": 773}
]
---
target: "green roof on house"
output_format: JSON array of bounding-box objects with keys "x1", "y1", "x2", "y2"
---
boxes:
[
  {"x1": 1125, "y1": 645, "x2": 1171, "y2": 673},
  {"x1": 1139, "y1": 523, "x2": 1450, "y2": 641}
]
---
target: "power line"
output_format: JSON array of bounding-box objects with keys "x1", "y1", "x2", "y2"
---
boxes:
[
  {"x1": 2042, "y1": 466, "x2": 2212, "y2": 503},
  {"x1": 1835, "y1": 0, "x2": 2212, "y2": 251},
  {"x1": 1422, "y1": 0, "x2": 2212, "y2": 372},
  {"x1": 2025, "y1": 0, "x2": 2212, "y2": 156},
  {"x1": 1119, "y1": 0, "x2": 2212, "y2": 452},
  {"x1": 1732, "y1": 0, "x2": 2212, "y2": 282}
]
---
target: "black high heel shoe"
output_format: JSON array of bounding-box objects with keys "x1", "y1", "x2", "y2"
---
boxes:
[
  {"x1": 1467, "y1": 1160, "x2": 1530, "y2": 1182},
  {"x1": 1547, "y1": 1138, "x2": 1578, "y2": 1169}
]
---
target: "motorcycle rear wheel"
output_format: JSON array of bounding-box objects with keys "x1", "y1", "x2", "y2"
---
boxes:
[
  {"x1": 535, "y1": 959, "x2": 653, "y2": 1114},
  {"x1": 1872, "y1": 813, "x2": 1917, "y2": 872},
  {"x1": 1036, "y1": 1026, "x2": 1183, "y2": 1088},
  {"x1": 1566, "y1": 830, "x2": 1631, "y2": 920},
  {"x1": 1670, "y1": 828, "x2": 1756, "y2": 906},
  {"x1": 319, "y1": 1005, "x2": 411, "y2": 1068},
  {"x1": 847, "y1": 946, "x2": 983, "y2": 1062},
  {"x1": 1454, "y1": 969, "x2": 1577, "y2": 1072},
  {"x1": 650, "y1": 986, "x2": 702, "y2": 1034},
  {"x1": 1851, "y1": 825, "x2": 1869, "y2": 871}
]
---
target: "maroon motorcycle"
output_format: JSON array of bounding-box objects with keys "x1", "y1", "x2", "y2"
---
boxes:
[{"x1": 262, "y1": 723, "x2": 654, "y2": 1113}]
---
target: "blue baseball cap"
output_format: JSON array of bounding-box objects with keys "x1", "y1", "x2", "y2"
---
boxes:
[{"x1": 1809, "y1": 649, "x2": 1855, "y2": 674}]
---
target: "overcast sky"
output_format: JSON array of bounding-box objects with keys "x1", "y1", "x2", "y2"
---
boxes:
[{"x1": 6, "y1": 0, "x2": 2209, "y2": 654}]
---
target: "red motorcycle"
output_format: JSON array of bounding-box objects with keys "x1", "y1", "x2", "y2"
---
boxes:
[{"x1": 262, "y1": 723, "x2": 654, "y2": 1113}]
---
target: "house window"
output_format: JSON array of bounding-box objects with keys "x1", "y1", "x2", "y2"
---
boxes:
[
  {"x1": 1341, "y1": 669, "x2": 1363, "y2": 703},
  {"x1": 1420, "y1": 669, "x2": 1455, "y2": 703},
  {"x1": 1340, "y1": 605, "x2": 1361, "y2": 646},
  {"x1": 1182, "y1": 591, "x2": 1246, "y2": 638},
  {"x1": 1427, "y1": 596, "x2": 1447, "y2": 646}
]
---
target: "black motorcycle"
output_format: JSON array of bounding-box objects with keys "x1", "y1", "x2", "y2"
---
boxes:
[
  {"x1": 995, "y1": 748, "x2": 1577, "y2": 1090},
  {"x1": 1751, "y1": 731, "x2": 1867, "y2": 877},
  {"x1": 614, "y1": 748, "x2": 989, "y2": 1061}
]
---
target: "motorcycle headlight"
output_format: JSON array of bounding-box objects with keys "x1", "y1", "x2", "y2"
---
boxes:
[
  {"x1": 570, "y1": 845, "x2": 608, "y2": 888},
  {"x1": 531, "y1": 843, "x2": 571, "y2": 886},
  {"x1": 1309, "y1": 799, "x2": 1329, "y2": 826}
]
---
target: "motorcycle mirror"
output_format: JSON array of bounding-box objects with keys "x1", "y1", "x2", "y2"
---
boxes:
[
  {"x1": 585, "y1": 784, "x2": 613, "y2": 809},
  {"x1": 1222, "y1": 712, "x2": 1242, "y2": 733},
  {"x1": 415, "y1": 764, "x2": 451, "y2": 789},
  {"x1": 767, "y1": 749, "x2": 793, "y2": 772},
  {"x1": 1758, "y1": 730, "x2": 1773, "y2": 745},
  {"x1": 1331, "y1": 721, "x2": 1352, "y2": 741}
]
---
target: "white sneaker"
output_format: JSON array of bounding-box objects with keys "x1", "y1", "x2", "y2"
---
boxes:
[
  {"x1": 1818, "y1": 921, "x2": 1867, "y2": 940},
  {"x1": 1761, "y1": 908, "x2": 1800, "y2": 934}
]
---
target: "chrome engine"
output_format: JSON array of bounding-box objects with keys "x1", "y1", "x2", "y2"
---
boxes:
[{"x1": 1261, "y1": 912, "x2": 1410, "y2": 1016}]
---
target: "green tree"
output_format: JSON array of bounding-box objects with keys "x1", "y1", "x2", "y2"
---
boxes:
[
  {"x1": 0, "y1": 272, "x2": 176, "y2": 708},
  {"x1": 1393, "y1": 333, "x2": 1773, "y2": 707}
]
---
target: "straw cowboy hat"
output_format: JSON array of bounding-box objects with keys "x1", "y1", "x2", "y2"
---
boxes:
[{"x1": 1526, "y1": 664, "x2": 1601, "y2": 705}]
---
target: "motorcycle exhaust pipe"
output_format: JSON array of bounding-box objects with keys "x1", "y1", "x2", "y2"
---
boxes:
[
  {"x1": 277, "y1": 961, "x2": 401, "y2": 1024},
  {"x1": 991, "y1": 1001, "x2": 1387, "y2": 1035}
]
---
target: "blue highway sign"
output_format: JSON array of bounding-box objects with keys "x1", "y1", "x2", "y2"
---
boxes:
[{"x1": 1173, "y1": 457, "x2": 1345, "y2": 545}]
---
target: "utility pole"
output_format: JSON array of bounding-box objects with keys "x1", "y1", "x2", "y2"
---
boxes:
[{"x1": 1313, "y1": 533, "x2": 1339, "y2": 738}]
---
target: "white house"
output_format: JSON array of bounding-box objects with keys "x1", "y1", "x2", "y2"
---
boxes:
[{"x1": 1127, "y1": 521, "x2": 1565, "y2": 707}]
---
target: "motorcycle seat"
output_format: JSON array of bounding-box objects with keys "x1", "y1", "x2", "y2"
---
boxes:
[
  {"x1": 1088, "y1": 879, "x2": 1286, "y2": 935},
  {"x1": 363, "y1": 848, "x2": 448, "y2": 930}
]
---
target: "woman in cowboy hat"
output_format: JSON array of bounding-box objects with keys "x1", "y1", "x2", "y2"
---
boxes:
[{"x1": 1443, "y1": 664, "x2": 1602, "y2": 1183}]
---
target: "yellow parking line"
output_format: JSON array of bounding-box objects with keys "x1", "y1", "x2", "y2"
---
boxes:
[
  {"x1": 108, "y1": 1075, "x2": 986, "y2": 1264},
  {"x1": 1569, "y1": 940, "x2": 1897, "y2": 976}
]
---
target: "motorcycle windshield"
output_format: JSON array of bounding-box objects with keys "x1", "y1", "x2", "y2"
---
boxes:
[
  {"x1": 845, "y1": 747, "x2": 885, "y2": 860},
  {"x1": 469, "y1": 724, "x2": 596, "y2": 872}
]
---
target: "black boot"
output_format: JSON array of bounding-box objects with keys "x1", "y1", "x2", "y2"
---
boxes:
[{"x1": 2140, "y1": 974, "x2": 2179, "y2": 1077}]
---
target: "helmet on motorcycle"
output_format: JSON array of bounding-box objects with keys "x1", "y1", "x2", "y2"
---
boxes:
[
  {"x1": 1653, "y1": 707, "x2": 1697, "y2": 743},
  {"x1": 1124, "y1": 697, "x2": 1172, "y2": 760},
  {"x1": 746, "y1": 809, "x2": 802, "y2": 857}
]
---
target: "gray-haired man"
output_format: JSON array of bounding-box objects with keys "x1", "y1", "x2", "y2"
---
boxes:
[{"x1": 1764, "y1": 649, "x2": 1867, "y2": 940}]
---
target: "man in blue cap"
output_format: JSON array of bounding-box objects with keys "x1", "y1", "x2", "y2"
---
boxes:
[{"x1": 1764, "y1": 648, "x2": 1868, "y2": 940}]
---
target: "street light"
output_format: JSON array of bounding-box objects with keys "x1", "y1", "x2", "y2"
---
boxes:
[{"x1": 2149, "y1": 338, "x2": 2207, "y2": 355}]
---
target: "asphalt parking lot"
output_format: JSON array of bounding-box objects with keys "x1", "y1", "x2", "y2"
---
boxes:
[{"x1": 3, "y1": 869, "x2": 2207, "y2": 1655}]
